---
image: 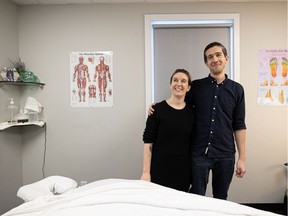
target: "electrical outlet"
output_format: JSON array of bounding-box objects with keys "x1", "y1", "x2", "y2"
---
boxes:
[{"x1": 80, "y1": 181, "x2": 88, "y2": 186}]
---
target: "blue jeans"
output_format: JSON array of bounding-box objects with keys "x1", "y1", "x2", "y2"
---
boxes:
[{"x1": 189, "y1": 155, "x2": 235, "y2": 200}]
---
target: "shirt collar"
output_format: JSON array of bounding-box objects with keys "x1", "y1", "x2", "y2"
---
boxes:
[{"x1": 207, "y1": 74, "x2": 228, "y2": 85}]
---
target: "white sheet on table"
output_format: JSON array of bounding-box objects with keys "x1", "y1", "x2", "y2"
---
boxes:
[{"x1": 3, "y1": 179, "x2": 283, "y2": 216}]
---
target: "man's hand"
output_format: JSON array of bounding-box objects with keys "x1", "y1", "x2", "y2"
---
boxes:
[
  {"x1": 235, "y1": 159, "x2": 246, "y2": 178},
  {"x1": 148, "y1": 103, "x2": 156, "y2": 116}
]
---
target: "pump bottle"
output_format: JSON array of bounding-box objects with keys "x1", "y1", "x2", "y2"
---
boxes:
[{"x1": 7, "y1": 98, "x2": 17, "y2": 123}]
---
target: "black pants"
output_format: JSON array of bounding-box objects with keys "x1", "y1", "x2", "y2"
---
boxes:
[{"x1": 189, "y1": 155, "x2": 235, "y2": 200}]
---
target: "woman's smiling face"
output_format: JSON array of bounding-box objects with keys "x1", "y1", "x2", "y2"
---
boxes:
[{"x1": 170, "y1": 72, "x2": 191, "y2": 97}]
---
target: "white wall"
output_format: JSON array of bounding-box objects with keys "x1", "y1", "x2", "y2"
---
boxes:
[
  {"x1": 0, "y1": 0, "x2": 23, "y2": 214},
  {"x1": 0, "y1": 1, "x2": 287, "y2": 213},
  {"x1": 233, "y1": 4, "x2": 287, "y2": 202},
  {"x1": 19, "y1": 4, "x2": 146, "y2": 184}
]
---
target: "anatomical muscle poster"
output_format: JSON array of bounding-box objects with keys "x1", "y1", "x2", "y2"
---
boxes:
[
  {"x1": 70, "y1": 51, "x2": 113, "y2": 107},
  {"x1": 258, "y1": 49, "x2": 288, "y2": 106}
]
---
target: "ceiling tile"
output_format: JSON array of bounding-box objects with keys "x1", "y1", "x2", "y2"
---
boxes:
[
  {"x1": 10, "y1": 0, "x2": 40, "y2": 5},
  {"x1": 91, "y1": 0, "x2": 143, "y2": 2},
  {"x1": 38, "y1": 0, "x2": 93, "y2": 4},
  {"x1": 10, "y1": 0, "x2": 285, "y2": 5}
]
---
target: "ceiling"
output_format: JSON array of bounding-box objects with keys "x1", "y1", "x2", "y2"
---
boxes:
[{"x1": 10, "y1": 0, "x2": 285, "y2": 5}]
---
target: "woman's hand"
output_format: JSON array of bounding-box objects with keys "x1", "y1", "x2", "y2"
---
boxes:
[{"x1": 140, "y1": 172, "x2": 151, "y2": 182}]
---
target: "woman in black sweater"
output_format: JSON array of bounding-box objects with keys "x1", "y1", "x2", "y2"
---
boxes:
[{"x1": 141, "y1": 69, "x2": 195, "y2": 192}]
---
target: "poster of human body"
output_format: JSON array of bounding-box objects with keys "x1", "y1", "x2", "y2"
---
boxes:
[
  {"x1": 70, "y1": 51, "x2": 113, "y2": 107},
  {"x1": 258, "y1": 49, "x2": 288, "y2": 106}
]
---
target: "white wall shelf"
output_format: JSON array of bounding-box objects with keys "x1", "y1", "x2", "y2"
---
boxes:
[
  {"x1": 0, "y1": 120, "x2": 45, "y2": 130},
  {"x1": 0, "y1": 80, "x2": 46, "y2": 129}
]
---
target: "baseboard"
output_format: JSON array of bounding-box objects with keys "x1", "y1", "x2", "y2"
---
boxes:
[{"x1": 242, "y1": 203, "x2": 287, "y2": 215}]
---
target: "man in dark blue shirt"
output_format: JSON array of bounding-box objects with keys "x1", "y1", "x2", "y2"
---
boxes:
[{"x1": 186, "y1": 42, "x2": 247, "y2": 200}]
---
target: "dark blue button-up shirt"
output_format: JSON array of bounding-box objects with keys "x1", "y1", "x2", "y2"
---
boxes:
[{"x1": 185, "y1": 74, "x2": 246, "y2": 158}]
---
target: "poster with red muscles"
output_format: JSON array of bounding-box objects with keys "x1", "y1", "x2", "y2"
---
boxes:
[{"x1": 70, "y1": 51, "x2": 113, "y2": 108}]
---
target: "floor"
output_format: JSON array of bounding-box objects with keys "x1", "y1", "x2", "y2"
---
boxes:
[{"x1": 244, "y1": 203, "x2": 287, "y2": 216}]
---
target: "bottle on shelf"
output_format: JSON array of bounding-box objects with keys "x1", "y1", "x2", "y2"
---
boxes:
[{"x1": 7, "y1": 98, "x2": 17, "y2": 124}]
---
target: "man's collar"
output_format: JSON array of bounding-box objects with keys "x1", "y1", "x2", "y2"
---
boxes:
[{"x1": 208, "y1": 74, "x2": 228, "y2": 84}]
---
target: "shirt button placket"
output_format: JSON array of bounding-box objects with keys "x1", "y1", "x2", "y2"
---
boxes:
[{"x1": 206, "y1": 82, "x2": 218, "y2": 155}]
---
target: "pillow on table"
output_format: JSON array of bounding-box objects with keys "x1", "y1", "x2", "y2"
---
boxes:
[{"x1": 17, "y1": 175, "x2": 78, "y2": 202}]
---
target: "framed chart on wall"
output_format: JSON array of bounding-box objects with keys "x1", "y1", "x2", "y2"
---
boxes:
[{"x1": 70, "y1": 51, "x2": 113, "y2": 108}]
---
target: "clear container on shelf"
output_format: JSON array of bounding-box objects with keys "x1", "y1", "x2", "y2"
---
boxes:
[{"x1": 7, "y1": 98, "x2": 17, "y2": 124}]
